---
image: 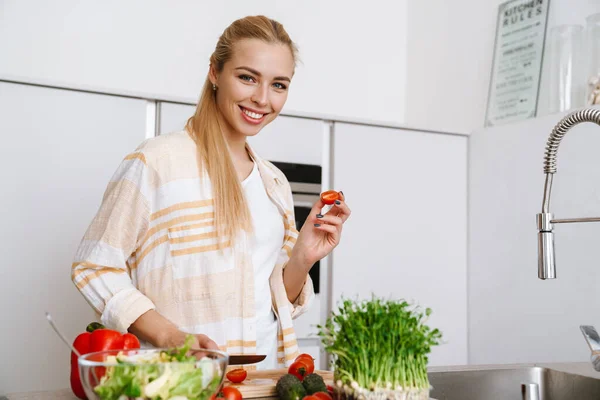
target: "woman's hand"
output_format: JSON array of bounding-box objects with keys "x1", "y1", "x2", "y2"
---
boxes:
[
  {"x1": 190, "y1": 333, "x2": 219, "y2": 350},
  {"x1": 291, "y1": 192, "x2": 352, "y2": 269},
  {"x1": 165, "y1": 329, "x2": 219, "y2": 350}
]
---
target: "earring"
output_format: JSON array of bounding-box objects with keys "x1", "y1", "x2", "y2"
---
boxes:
[{"x1": 212, "y1": 84, "x2": 217, "y2": 91}]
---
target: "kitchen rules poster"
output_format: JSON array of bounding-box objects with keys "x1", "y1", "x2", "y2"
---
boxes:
[{"x1": 485, "y1": 0, "x2": 550, "y2": 127}]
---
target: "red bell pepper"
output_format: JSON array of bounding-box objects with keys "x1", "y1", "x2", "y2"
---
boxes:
[{"x1": 70, "y1": 322, "x2": 140, "y2": 400}]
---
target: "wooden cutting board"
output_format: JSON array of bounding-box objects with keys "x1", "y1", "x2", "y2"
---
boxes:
[{"x1": 224, "y1": 368, "x2": 334, "y2": 398}]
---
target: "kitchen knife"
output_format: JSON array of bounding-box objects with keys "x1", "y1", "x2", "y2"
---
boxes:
[{"x1": 229, "y1": 354, "x2": 266, "y2": 365}]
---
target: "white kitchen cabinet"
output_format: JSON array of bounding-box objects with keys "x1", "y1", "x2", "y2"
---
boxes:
[
  {"x1": 331, "y1": 123, "x2": 468, "y2": 366},
  {"x1": 159, "y1": 101, "x2": 196, "y2": 135},
  {"x1": 0, "y1": 82, "x2": 148, "y2": 393}
]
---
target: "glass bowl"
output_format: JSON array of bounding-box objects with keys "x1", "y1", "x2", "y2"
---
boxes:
[{"x1": 78, "y1": 348, "x2": 229, "y2": 400}]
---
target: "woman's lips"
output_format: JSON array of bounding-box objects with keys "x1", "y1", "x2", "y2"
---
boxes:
[{"x1": 239, "y1": 106, "x2": 267, "y2": 125}]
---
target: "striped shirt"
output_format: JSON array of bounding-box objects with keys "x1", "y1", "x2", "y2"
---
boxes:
[{"x1": 71, "y1": 130, "x2": 315, "y2": 367}]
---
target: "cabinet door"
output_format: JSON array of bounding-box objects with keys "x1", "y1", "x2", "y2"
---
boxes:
[
  {"x1": 331, "y1": 123, "x2": 468, "y2": 366},
  {"x1": 0, "y1": 82, "x2": 148, "y2": 393}
]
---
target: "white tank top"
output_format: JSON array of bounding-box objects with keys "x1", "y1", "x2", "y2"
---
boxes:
[{"x1": 242, "y1": 161, "x2": 284, "y2": 369}]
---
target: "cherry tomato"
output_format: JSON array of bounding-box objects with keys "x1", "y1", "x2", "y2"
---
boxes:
[
  {"x1": 295, "y1": 353, "x2": 314, "y2": 362},
  {"x1": 302, "y1": 396, "x2": 321, "y2": 400},
  {"x1": 288, "y1": 360, "x2": 310, "y2": 381},
  {"x1": 220, "y1": 386, "x2": 243, "y2": 400},
  {"x1": 313, "y1": 392, "x2": 333, "y2": 400},
  {"x1": 320, "y1": 190, "x2": 340, "y2": 205},
  {"x1": 226, "y1": 368, "x2": 247, "y2": 383},
  {"x1": 295, "y1": 354, "x2": 315, "y2": 374}
]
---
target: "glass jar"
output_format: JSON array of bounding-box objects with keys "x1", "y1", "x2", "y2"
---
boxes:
[
  {"x1": 547, "y1": 24, "x2": 585, "y2": 113},
  {"x1": 585, "y1": 13, "x2": 600, "y2": 105}
]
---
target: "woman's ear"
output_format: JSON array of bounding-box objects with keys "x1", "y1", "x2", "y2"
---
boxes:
[{"x1": 208, "y1": 64, "x2": 218, "y2": 86}]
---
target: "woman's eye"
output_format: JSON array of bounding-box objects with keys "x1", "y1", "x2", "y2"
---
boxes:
[
  {"x1": 239, "y1": 74, "x2": 255, "y2": 82},
  {"x1": 273, "y1": 82, "x2": 288, "y2": 90}
]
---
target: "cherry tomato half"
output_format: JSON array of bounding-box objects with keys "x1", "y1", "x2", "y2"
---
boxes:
[
  {"x1": 220, "y1": 386, "x2": 243, "y2": 400},
  {"x1": 226, "y1": 368, "x2": 247, "y2": 383},
  {"x1": 302, "y1": 396, "x2": 321, "y2": 400},
  {"x1": 288, "y1": 359, "x2": 310, "y2": 381},
  {"x1": 320, "y1": 190, "x2": 340, "y2": 205}
]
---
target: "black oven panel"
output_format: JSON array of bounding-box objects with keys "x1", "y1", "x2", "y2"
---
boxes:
[{"x1": 270, "y1": 161, "x2": 322, "y2": 294}]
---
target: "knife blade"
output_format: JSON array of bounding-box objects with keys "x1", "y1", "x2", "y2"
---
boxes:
[{"x1": 229, "y1": 354, "x2": 266, "y2": 365}]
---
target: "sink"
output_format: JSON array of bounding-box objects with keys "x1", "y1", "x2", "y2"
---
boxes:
[{"x1": 428, "y1": 366, "x2": 600, "y2": 399}]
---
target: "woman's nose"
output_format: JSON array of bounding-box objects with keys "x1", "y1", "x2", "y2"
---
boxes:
[{"x1": 251, "y1": 85, "x2": 268, "y2": 107}]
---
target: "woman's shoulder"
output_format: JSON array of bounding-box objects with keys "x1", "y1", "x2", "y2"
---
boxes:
[{"x1": 132, "y1": 130, "x2": 196, "y2": 167}]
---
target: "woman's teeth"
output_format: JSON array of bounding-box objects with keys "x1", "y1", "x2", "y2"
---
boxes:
[{"x1": 242, "y1": 108, "x2": 264, "y2": 119}]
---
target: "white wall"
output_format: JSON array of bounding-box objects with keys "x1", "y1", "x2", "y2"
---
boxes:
[
  {"x1": 405, "y1": 0, "x2": 499, "y2": 135},
  {"x1": 405, "y1": 0, "x2": 600, "y2": 135},
  {"x1": 0, "y1": 0, "x2": 407, "y2": 125},
  {"x1": 469, "y1": 105, "x2": 600, "y2": 365}
]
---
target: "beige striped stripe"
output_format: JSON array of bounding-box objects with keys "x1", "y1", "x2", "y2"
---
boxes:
[
  {"x1": 142, "y1": 212, "x2": 214, "y2": 247},
  {"x1": 283, "y1": 340, "x2": 297, "y2": 349},
  {"x1": 74, "y1": 268, "x2": 126, "y2": 290},
  {"x1": 134, "y1": 234, "x2": 169, "y2": 268},
  {"x1": 287, "y1": 236, "x2": 297, "y2": 244},
  {"x1": 282, "y1": 327, "x2": 294, "y2": 336},
  {"x1": 124, "y1": 152, "x2": 147, "y2": 165},
  {"x1": 168, "y1": 221, "x2": 213, "y2": 232},
  {"x1": 169, "y1": 231, "x2": 217, "y2": 244},
  {"x1": 282, "y1": 244, "x2": 292, "y2": 258},
  {"x1": 226, "y1": 340, "x2": 257, "y2": 347},
  {"x1": 171, "y1": 240, "x2": 231, "y2": 257},
  {"x1": 150, "y1": 200, "x2": 213, "y2": 221},
  {"x1": 277, "y1": 346, "x2": 284, "y2": 352},
  {"x1": 71, "y1": 260, "x2": 98, "y2": 271},
  {"x1": 285, "y1": 351, "x2": 300, "y2": 361},
  {"x1": 71, "y1": 262, "x2": 123, "y2": 280}
]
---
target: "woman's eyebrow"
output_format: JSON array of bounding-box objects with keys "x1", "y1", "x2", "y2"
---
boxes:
[{"x1": 235, "y1": 66, "x2": 291, "y2": 82}]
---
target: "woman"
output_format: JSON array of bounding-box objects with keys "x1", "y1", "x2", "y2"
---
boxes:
[{"x1": 71, "y1": 15, "x2": 351, "y2": 370}]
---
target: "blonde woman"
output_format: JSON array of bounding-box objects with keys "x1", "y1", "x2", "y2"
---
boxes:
[{"x1": 71, "y1": 15, "x2": 351, "y2": 369}]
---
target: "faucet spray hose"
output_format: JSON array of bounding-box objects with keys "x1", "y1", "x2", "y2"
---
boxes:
[{"x1": 544, "y1": 108, "x2": 600, "y2": 174}]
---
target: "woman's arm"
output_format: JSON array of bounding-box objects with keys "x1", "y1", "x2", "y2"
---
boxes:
[
  {"x1": 129, "y1": 310, "x2": 218, "y2": 349},
  {"x1": 283, "y1": 194, "x2": 351, "y2": 303},
  {"x1": 282, "y1": 253, "x2": 313, "y2": 303}
]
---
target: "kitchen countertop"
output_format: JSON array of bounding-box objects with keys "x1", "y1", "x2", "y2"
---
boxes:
[{"x1": 6, "y1": 362, "x2": 600, "y2": 399}]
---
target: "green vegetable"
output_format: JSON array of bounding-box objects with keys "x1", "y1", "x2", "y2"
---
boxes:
[
  {"x1": 302, "y1": 373, "x2": 327, "y2": 394},
  {"x1": 317, "y1": 295, "x2": 442, "y2": 395},
  {"x1": 276, "y1": 373, "x2": 307, "y2": 400},
  {"x1": 93, "y1": 334, "x2": 220, "y2": 400}
]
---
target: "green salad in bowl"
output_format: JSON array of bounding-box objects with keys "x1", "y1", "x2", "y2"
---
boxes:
[{"x1": 77, "y1": 336, "x2": 228, "y2": 400}]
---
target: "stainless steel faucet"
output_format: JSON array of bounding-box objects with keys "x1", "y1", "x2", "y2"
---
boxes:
[{"x1": 537, "y1": 108, "x2": 600, "y2": 280}]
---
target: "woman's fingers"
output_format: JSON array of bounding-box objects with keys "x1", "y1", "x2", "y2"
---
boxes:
[
  {"x1": 323, "y1": 199, "x2": 351, "y2": 223},
  {"x1": 315, "y1": 213, "x2": 343, "y2": 228},
  {"x1": 313, "y1": 221, "x2": 338, "y2": 236}
]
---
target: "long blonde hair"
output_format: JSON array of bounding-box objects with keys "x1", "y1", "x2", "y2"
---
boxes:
[{"x1": 185, "y1": 16, "x2": 298, "y2": 246}]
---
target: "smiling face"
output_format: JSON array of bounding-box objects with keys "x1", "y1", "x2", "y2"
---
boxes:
[{"x1": 209, "y1": 38, "x2": 295, "y2": 142}]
